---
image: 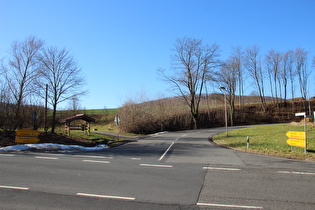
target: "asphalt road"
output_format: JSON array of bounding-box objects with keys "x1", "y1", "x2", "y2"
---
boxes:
[{"x1": 0, "y1": 126, "x2": 314, "y2": 209}]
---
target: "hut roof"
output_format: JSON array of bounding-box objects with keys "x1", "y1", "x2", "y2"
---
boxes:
[{"x1": 60, "y1": 114, "x2": 95, "y2": 123}]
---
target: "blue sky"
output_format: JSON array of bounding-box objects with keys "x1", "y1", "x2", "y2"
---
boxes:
[{"x1": 1, "y1": 0, "x2": 314, "y2": 109}]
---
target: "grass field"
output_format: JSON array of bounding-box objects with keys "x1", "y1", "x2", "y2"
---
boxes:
[{"x1": 213, "y1": 124, "x2": 315, "y2": 160}]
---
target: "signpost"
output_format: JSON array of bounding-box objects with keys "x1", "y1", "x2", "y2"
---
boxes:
[
  {"x1": 286, "y1": 139, "x2": 305, "y2": 148},
  {"x1": 286, "y1": 131, "x2": 306, "y2": 148},
  {"x1": 15, "y1": 129, "x2": 40, "y2": 143},
  {"x1": 287, "y1": 112, "x2": 307, "y2": 153},
  {"x1": 285, "y1": 131, "x2": 305, "y2": 140}
]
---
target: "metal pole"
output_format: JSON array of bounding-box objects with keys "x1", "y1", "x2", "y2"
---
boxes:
[
  {"x1": 224, "y1": 91, "x2": 228, "y2": 137},
  {"x1": 304, "y1": 114, "x2": 307, "y2": 153},
  {"x1": 44, "y1": 84, "x2": 48, "y2": 132},
  {"x1": 219, "y1": 86, "x2": 228, "y2": 137}
]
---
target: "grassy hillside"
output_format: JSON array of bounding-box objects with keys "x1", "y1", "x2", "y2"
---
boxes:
[{"x1": 213, "y1": 124, "x2": 315, "y2": 160}]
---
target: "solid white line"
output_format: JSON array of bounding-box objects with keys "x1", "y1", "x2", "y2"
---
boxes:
[
  {"x1": 77, "y1": 193, "x2": 135, "y2": 200},
  {"x1": 0, "y1": 185, "x2": 29, "y2": 190},
  {"x1": 35, "y1": 156, "x2": 58, "y2": 160},
  {"x1": 159, "y1": 141, "x2": 175, "y2": 161},
  {"x1": 203, "y1": 167, "x2": 241, "y2": 171},
  {"x1": 82, "y1": 160, "x2": 110, "y2": 164},
  {"x1": 278, "y1": 171, "x2": 315, "y2": 175},
  {"x1": 197, "y1": 202, "x2": 263, "y2": 209},
  {"x1": 140, "y1": 163, "x2": 173, "y2": 168}
]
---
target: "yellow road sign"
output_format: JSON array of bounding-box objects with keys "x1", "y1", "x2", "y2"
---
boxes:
[
  {"x1": 286, "y1": 131, "x2": 305, "y2": 140},
  {"x1": 16, "y1": 129, "x2": 40, "y2": 143},
  {"x1": 15, "y1": 136, "x2": 40, "y2": 144},
  {"x1": 16, "y1": 129, "x2": 40, "y2": 137},
  {"x1": 286, "y1": 138, "x2": 306, "y2": 148}
]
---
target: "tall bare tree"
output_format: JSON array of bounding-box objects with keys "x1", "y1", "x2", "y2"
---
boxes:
[
  {"x1": 244, "y1": 46, "x2": 266, "y2": 111},
  {"x1": 282, "y1": 50, "x2": 294, "y2": 103},
  {"x1": 231, "y1": 47, "x2": 244, "y2": 107},
  {"x1": 265, "y1": 49, "x2": 282, "y2": 104},
  {"x1": 216, "y1": 58, "x2": 238, "y2": 126},
  {"x1": 294, "y1": 48, "x2": 309, "y2": 101},
  {"x1": 37, "y1": 46, "x2": 86, "y2": 133},
  {"x1": 3, "y1": 36, "x2": 44, "y2": 129},
  {"x1": 160, "y1": 37, "x2": 220, "y2": 129}
]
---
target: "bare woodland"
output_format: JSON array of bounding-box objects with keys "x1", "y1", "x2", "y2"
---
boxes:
[
  {"x1": 0, "y1": 36, "x2": 86, "y2": 132},
  {"x1": 120, "y1": 38, "x2": 314, "y2": 134}
]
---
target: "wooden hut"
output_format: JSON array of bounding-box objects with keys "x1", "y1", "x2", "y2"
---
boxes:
[{"x1": 60, "y1": 114, "x2": 95, "y2": 136}]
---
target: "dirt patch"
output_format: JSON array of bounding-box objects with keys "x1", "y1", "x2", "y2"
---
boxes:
[{"x1": 0, "y1": 131, "x2": 101, "y2": 148}]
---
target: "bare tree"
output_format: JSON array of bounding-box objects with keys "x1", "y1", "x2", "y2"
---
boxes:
[
  {"x1": 231, "y1": 47, "x2": 244, "y2": 107},
  {"x1": 37, "y1": 46, "x2": 87, "y2": 133},
  {"x1": 265, "y1": 49, "x2": 282, "y2": 104},
  {"x1": 3, "y1": 36, "x2": 44, "y2": 129},
  {"x1": 294, "y1": 48, "x2": 309, "y2": 101},
  {"x1": 282, "y1": 50, "x2": 294, "y2": 103},
  {"x1": 216, "y1": 58, "x2": 238, "y2": 126},
  {"x1": 244, "y1": 46, "x2": 266, "y2": 111},
  {"x1": 160, "y1": 37, "x2": 220, "y2": 129}
]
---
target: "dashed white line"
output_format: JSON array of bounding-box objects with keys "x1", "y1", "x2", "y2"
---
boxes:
[
  {"x1": 140, "y1": 163, "x2": 173, "y2": 168},
  {"x1": 278, "y1": 171, "x2": 315, "y2": 175},
  {"x1": 131, "y1": 157, "x2": 141, "y2": 160},
  {"x1": 35, "y1": 156, "x2": 58, "y2": 160},
  {"x1": 76, "y1": 155, "x2": 113, "y2": 159},
  {"x1": 82, "y1": 160, "x2": 110, "y2": 164},
  {"x1": 197, "y1": 202, "x2": 263, "y2": 209},
  {"x1": 76, "y1": 193, "x2": 135, "y2": 200},
  {"x1": 0, "y1": 154, "x2": 15, "y2": 157},
  {"x1": 203, "y1": 167, "x2": 241, "y2": 171},
  {"x1": 0, "y1": 185, "x2": 29, "y2": 190}
]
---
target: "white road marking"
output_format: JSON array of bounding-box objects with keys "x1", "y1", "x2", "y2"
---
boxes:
[
  {"x1": 197, "y1": 202, "x2": 263, "y2": 209},
  {"x1": 159, "y1": 133, "x2": 190, "y2": 161},
  {"x1": 77, "y1": 193, "x2": 135, "y2": 200},
  {"x1": 0, "y1": 185, "x2": 29, "y2": 190},
  {"x1": 203, "y1": 167, "x2": 241, "y2": 171},
  {"x1": 278, "y1": 171, "x2": 315, "y2": 175},
  {"x1": 35, "y1": 156, "x2": 58, "y2": 160},
  {"x1": 82, "y1": 160, "x2": 110, "y2": 164},
  {"x1": 76, "y1": 155, "x2": 113, "y2": 159},
  {"x1": 0, "y1": 154, "x2": 15, "y2": 157},
  {"x1": 140, "y1": 163, "x2": 173, "y2": 168},
  {"x1": 131, "y1": 158, "x2": 141, "y2": 160},
  {"x1": 159, "y1": 141, "x2": 176, "y2": 161}
]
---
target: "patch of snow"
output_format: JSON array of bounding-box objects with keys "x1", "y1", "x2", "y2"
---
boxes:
[{"x1": 0, "y1": 143, "x2": 108, "y2": 153}]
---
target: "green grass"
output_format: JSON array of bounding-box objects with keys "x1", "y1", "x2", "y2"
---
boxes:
[{"x1": 213, "y1": 124, "x2": 315, "y2": 160}]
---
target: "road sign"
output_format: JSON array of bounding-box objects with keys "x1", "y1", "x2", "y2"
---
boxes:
[
  {"x1": 286, "y1": 131, "x2": 305, "y2": 140},
  {"x1": 15, "y1": 129, "x2": 40, "y2": 143},
  {"x1": 286, "y1": 139, "x2": 306, "y2": 148},
  {"x1": 15, "y1": 136, "x2": 40, "y2": 144},
  {"x1": 16, "y1": 129, "x2": 40, "y2": 137},
  {"x1": 295, "y1": 112, "x2": 306, "y2": 117}
]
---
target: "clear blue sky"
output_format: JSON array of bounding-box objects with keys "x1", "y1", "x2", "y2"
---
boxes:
[{"x1": 1, "y1": 0, "x2": 314, "y2": 109}]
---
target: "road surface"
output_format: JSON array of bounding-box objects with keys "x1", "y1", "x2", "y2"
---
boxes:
[{"x1": 0, "y1": 126, "x2": 314, "y2": 209}]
